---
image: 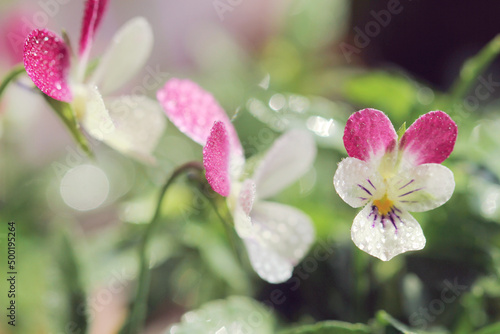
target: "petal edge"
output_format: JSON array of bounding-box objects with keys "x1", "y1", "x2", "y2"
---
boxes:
[
  {"x1": 400, "y1": 110, "x2": 457, "y2": 165},
  {"x1": 203, "y1": 121, "x2": 231, "y2": 197},
  {"x1": 351, "y1": 205, "x2": 426, "y2": 261}
]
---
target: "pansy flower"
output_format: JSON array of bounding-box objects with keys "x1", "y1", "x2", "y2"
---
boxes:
[
  {"x1": 333, "y1": 109, "x2": 457, "y2": 261},
  {"x1": 23, "y1": 0, "x2": 165, "y2": 161},
  {"x1": 157, "y1": 79, "x2": 316, "y2": 283}
]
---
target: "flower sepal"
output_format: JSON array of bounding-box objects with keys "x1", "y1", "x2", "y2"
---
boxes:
[{"x1": 42, "y1": 93, "x2": 93, "y2": 156}]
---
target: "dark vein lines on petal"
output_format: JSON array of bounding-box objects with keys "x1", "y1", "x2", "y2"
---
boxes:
[
  {"x1": 399, "y1": 188, "x2": 423, "y2": 197},
  {"x1": 399, "y1": 179, "x2": 414, "y2": 190},
  {"x1": 358, "y1": 184, "x2": 373, "y2": 196}
]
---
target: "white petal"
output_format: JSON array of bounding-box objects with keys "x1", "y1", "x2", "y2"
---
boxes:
[
  {"x1": 242, "y1": 201, "x2": 315, "y2": 283},
  {"x1": 102, "y1": 95, "x2": 166, "y2": 163},
  {"x1": 78, "y1": 85, "x2": 115, "y2": 141},
  {"x1": 394, "y1": 164, "x2": 455, "y2": 212},
  {"x1": 233, "y1": 179, "x2": 256, "y2": 239},
  {"x1": 333, "y1": 157, "x2": 382, "y2": 208},
  {"x1": 252, "y1": 129, "x2": 316, "y2": 199},
  {"x1": 351, "y1": 204, "x2": 426, "y2": 261},
  {"x1": 243, "y1": 239, "x2": 294, "y2": 284},
  {"x1": 90, "y1": 17, "x2": 154, "y2": 95}
]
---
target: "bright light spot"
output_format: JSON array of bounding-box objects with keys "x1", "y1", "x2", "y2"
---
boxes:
[
  {"x1": 247, "y1": 98, "x2": 267, "y2": 117},
  {"x1": 269, "y1": 93, "x2": 286, "y2": 111},
  {"x1": 306, "y1": 116, "x2": 337, "y2": 137},
  {"x1": 60, "y1": 164, "x2": 109, "y2": 211}
]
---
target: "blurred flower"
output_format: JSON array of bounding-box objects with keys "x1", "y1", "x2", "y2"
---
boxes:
[
  {"x1": 22, "y1": 0, "x2": 165, "y2": 162},
  {"x1": 334, "y1": 109, "x2": 457, "y2": 261},
  {"x1": 157, "y1": 79, "x2": 316, "y2": 283},
  {"x1": 0, "y1": 7, "x2": 35, "y2": 66}
]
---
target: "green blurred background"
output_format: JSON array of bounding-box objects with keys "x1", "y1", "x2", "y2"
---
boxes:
[{"x1": 1, "y1": 0, "x2": 500, "y2": 333}]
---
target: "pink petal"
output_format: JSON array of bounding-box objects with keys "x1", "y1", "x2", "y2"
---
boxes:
[
  {"x1": 79, "y1": 0, "x2": 109, "y2": 56},
  {"x1": 400, "y1": 111, "x2": 457, "y2": 165},
  {"x1": 157, "y1": 78, "x2": 242, "y2": 154},
  {"x1": 23, "y1": 29, "x2": 72, "y2": 102},
  {"x1": 0, "y1": 8, "x2": 35, "y2": 65},
  {"x1": 203, "y1": 121, "x2": 231, "y2": 197},
  {"x1": 343, "y1": 108, "x2": 397, "y2": 162}
]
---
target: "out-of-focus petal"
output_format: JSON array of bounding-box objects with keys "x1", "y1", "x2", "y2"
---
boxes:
[
  {"x1": 343, "y1": 108, "x2": 397, "y2": 162},
  {"x1": 79, "y1": 0, "x2": 109, "y2": 57},
  {"x1": 91, "y1": 17, "x2": 153, "y2": 95},
  {"x1": 394, "y1": 164, "x2": 455, "y2": 212},
  {"x1": 333, "y1": 157, "x2": 382, "y2": 208},
  {"x1": 242, "y1": 201, "x2": 314, "y2": 283},
  {"x1": 351, "y1": 204, "x2": 425, "y2": 261},
  {"x1": 203, "y1": 121, "x2": 231, "y2": 197},
  {"x1": 252, "y1": 129, "x2": 316, "y2": 199},
  {"x1": 400, "y1": 111, "x2": 457, "y2": 166},
  {"x1": 102, "y1": 95, "x2": 166, "y2": 163},
  {"x1": 23, "y1": 29, "x2": 72, "y2": 102},
  {"x1": 157, "y1": 78, "x2": 242, "y2": 156},
  {"x1": 78, "y1": 85, "x2": 115, "y2": 140},
  {"x1": 1, "y1": 9, "x2": 35, "y2": 65}
]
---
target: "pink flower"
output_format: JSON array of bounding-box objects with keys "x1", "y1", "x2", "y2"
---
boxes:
[
  {"x1": 22, "y1": 0, "x2": 165, "y2": 162},
  {"x1": 157, "y1": 79, "x2": 317, "y2": 283},
  {"x1": 334, "y1": 109, "x2": 458, "y2": 261}
]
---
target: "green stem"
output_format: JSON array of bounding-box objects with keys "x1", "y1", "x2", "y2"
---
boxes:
[
  {"x1": 42, "y1": 94, "x2": 93, "y2": 157},
  {"x1": 0, "y1": 65, "x2": 25, "y2": 100},
  {"x1": 194, "y1": 184, "x2": 240, "y2": 260},
  {"x1": 59, "y1": 231, "x2": 88, "y2": 334},
  {"x1": 450, "y1": 34, "x2": 500, "y2": 101},
  {"x1": 119, "y1": 161, "x2": 204, "y2": 334}
]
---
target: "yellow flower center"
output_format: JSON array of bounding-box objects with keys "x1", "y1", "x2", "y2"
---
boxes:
[{"x1": 373, "y1": 194, "x2": 393, "y2": 216}]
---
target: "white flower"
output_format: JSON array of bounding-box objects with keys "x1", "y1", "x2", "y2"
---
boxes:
[
  {"x1": 334, "y1": 108, "x2": 458, "y2": 261},
  {"x1": 157, "y1": 79, "x2": 317, "y2": 283},
  {"x1": 23, "y1": 0, "x2": 165, "y2": 162}
]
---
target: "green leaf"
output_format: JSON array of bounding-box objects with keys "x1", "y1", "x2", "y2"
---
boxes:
[
  {"x1": 279, "y1": 320, "x2": 370, "y2": 334},
  {"x1": 287, "y1": 0, "x2": 349, "y2": 50},
  {"x1": 166, "y1": 296, "x2": 276, "y2": 333},
  {"x1": 450, "y1": 34, "x2": 500, "y2": 101},
  {"x1": 397, "y1": 122, "x2": 407, "y2": 140},
  {"x1": 472, "y1": 322, "x2": 500, "y2": 334},
  {"x1": 376, "y1": 310, "x2": 418, "y2": 334},
  {"x1": 343, "y1": 71, "x2": 418, "y2": 122},
  {"x1": 42, "y1": 93, "x2": 93, "y2": 157},
  {"x1": 375, "y1": 310, "x2": 448, "y2": 334}
]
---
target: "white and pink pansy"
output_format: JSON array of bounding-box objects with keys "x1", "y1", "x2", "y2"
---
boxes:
[
  {"x1": 23, "y1": 0, "x2": 165, "y2": 162},
  {"x1": 334, "y1": 108, "x2": 458, "y2": 261},
  {"x1": 157, "y1": 79, "x2": 317, "y2": 283}
]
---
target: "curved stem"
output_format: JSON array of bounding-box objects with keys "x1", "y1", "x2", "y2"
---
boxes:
[
  {"x1": 191, "y1": 178, "x2": 240, "y2": 260},
  {"x1": 119, "y1": 161, "x2": 204, "y2": 334},
  {"x1": 0, "y1": 65, "x2": 25, "y2": 100}
]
